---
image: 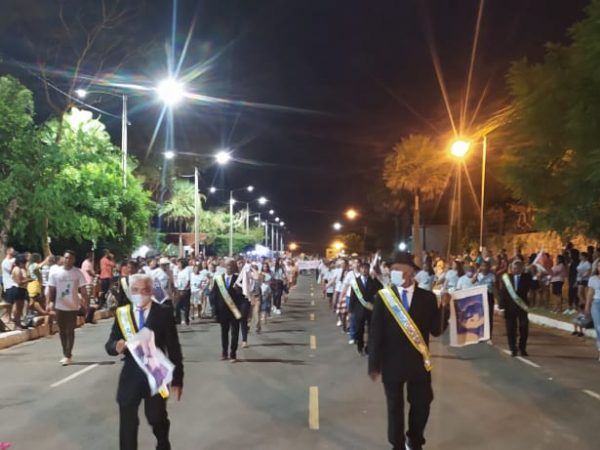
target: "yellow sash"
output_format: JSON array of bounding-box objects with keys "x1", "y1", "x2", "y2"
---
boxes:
[
  {"x1": 116, "y1": 305, "x2": 169, "y2": 398},
  {"x1": 351, "y1": 277, "x2": 373, "y2": 311},
  {"x1": 378, "y1": 288, "x2": 432, "y2": 372},
  {"x1": 215, "y1": 275, "x2": 242, "y2": 319}
]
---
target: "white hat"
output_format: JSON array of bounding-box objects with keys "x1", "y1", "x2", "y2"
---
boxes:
[{"x1": 159, "y1": 257, "x2": 170, "y2": 265}]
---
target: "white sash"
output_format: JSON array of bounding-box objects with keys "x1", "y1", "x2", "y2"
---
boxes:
[
  {"x1": 215, "y1": 275, "x2": 242, "y2": 319},
  {"x1": 351, "y1": 277, "x2": 373, "y2": 311},
  {"x1": 121, "y1": 277, "x2": 132, "y2": 302},
  {"x1": 378, "y1": 288, "x2": 432, "y2": 372},
  {"x1": 501, "y1": 273, "x2": 529, "y2": 312}
]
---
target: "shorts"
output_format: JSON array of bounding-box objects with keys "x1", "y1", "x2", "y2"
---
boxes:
[
  {"x1": 27, "y1": 280, "x2": 42, "y2": 298},
  {"x1": 191, "y1": 291, "x2": 201, "y2": 305},
  {"x1": 551, "y1": 281, "x2": 564, "y2": 296},
  {"x1": 11, "y1": 287, "x2": 28, "y2": 302},
  {"x1": 578, "y1": 280, "x2": 589, "y2": 288},
  {"x1": 326, "y1": 292, "x2": 333, "y2": 300}
]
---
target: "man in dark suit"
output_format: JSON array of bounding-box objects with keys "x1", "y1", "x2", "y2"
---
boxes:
[
  {"x1": 349, "y1": 261, "x2": 382, "y2": 355},
  {"x1": 499, "y1": 259, "x2": 533, "y2": 356},
  {"x1": 105, "y1": 273, "x2": 184, "y2": 450},
  {"x1": 368, "y1": 253, "x2": 450, "y2": 450},
  {"x1": 209, "y1": 260, "x2": 245, "y2": 362}
]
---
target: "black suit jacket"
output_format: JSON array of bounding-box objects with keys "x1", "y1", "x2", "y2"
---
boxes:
[
  {"x1": 349, "y1": 275, "x2": 382, "y2": 314},
  {"x1": 105, "y1": 301, "x2": 184, "y2": 404},
  {"x1": 499, "y1": 272, "x2": 532, "y2": 311},
  {"x1": 209, "y1": 273, "x2": 245, "y2": 322},
  {"x1": 368, "y1": 285, "x2": 449, "y2": 383}
]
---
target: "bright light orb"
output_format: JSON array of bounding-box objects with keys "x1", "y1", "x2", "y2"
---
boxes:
[
  {"x1": 75, "y1": 89, "x2": 87, "y2": 98},
  {"x1": 164, "y1": 150, "x2": 175, "y2": 160},
  {"x1": 215, "y1": 150, "x2": 231, "y2": 165},
  {"x1": 269, "y1": 210, "x2": 275, "y2": 215},
  {"x1": 333, "y1": 222, "x2": 342, "y2": 231},
  {"x1": 209, "y1": 186, "x2": 217, "y2": 193},
  {"x1": 289, "y1": 242, "x2": 298, "y2": 251},
  {"x1": 247, "y1": 185, "x2": 254, "y2": 192},
  {"x1": 345, "y1": 208, "x2": 358, "y2": 220},
  {"x1": 398, "y1": 242, "x2": 407, "y2": 251},
  {"x1": 280, "y1": 221, "x2": 285, "y2": 226},
  {"x1": 157, "y1": 78, "x2": 185, "y2": 106},
  {"x1": 275, "y1": 217, "x2": 280, "y2": 222},
  {"x1": 333, "y1": 241, "x2": 345, "y2": 251},
  {"x1": 258, "y1": 196, "x2": 268, "y2": 205},
  {"x1": 450, "y1": 140, "x2": 471, "y2": 158}
]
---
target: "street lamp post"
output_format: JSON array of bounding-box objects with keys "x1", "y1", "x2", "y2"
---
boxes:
[
  {"x1": 479, "y1": 135, "x2": 487, "y2": 252},
  {"x1": 194, "y1": 167, "x2": 200, "y2": 257},
  {"x1": 229, "y1": 191, "x2": 234, "y2": 257}
]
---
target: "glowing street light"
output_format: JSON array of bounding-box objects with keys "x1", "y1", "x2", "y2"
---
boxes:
[
  {"x1": 275, "y1": 217, "x2": 280, "y2": 222},
  {"x1": 450, "y1": 139, "x2": 471, "y2": 158},
  {"x1": 280, "y1": 221, "x2": 285, "y2": 226},
  {"x1": 398, "y1": 242, "x2": 407, "y2": 251},
  {"x1": 156, "y1": 78, "x2": 185, "y2": 106},
  {"x1": 333, "y1": 222, "x2": 342, "y2": 231},
  {"x1": 269, "y1": 209, "x2": 275, "y2": 215},
  {"x1": 345, "y1": 208, "x2": 358, "y2": 220},
  {"x1": 247, "y1": 185, "x2": 254, "y2": 192},
  {"x1": 258, "y1": 196, "x2": 268, "y2": 205},
  {"x1": 75, "y1": 88, "x2": 88, "y2": 98},
  {"x1": 215, "y1": 150, "x2": 231, "y2": 165},
  {"x1": 289, "y1": 242, "x2": 298, "y2": 251},
  {"x1": 209, "y1": 186, "x2": 217, "y2": 194},
  {"x1": 332, "y1": 241, "x2": 345, "y2": 251},
  {"x1": 164, "y1": 150, "x2": 175, "y2": 160}
]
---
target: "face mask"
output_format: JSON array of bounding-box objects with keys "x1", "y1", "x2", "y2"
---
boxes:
[
  {"x1": 390, "y1": 270, "x2": 404, "y2": 287},
  {"x1": 130, "y1": 293, "x2": 149, "y2": 307}
]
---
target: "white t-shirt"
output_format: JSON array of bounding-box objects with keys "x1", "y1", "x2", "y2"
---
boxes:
[
  {"x1": 2, "y1": 257, "x2": 15, "y2": 290},
  {"x1": 48, "y1": 266, "x2": 87, "y2": 311},
  {"x1": 577, "y1": 261, "x2": 592, "y2": 282},
  {"x1": 191, "y1": 270, "x2": 210, "y2": 293},
  {"x1": 175, "y1": 267, "x2": 191, "y2": 290},
  {"x1": 588, "y1": 275, "x2": 600, "y2": 301}
]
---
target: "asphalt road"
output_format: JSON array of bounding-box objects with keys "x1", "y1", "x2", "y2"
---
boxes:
[{"x1": 1, "y1": 275, "x2": 599, "y2": 450}]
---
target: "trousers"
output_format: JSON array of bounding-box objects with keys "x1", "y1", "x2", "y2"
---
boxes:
[
  {"x1": 220, "y1": 316, "x2": 240, "y2": 358},
  {"x1": 175, "y1": 289, "x2": 190, "y2": 324},
  {"x1": 505, "y1": 304, "x2": 529, "y2": 351},
  {"x1": 119, "y1": 394, "x2": 170, "y2": 450},
  {"x1": 56, "y1": 310, "x2": 78, "y2": 358},
  {"x1": 355, "y1": 308, "x2": 371, "y2": 352}
]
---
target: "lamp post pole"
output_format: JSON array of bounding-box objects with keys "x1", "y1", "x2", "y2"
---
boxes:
[
  {"x1": 229, "y1": 190, "x2": 234, "y2": 257},
  {"x1": 194, "y1": 167, "x2": 200, "y2": 258},
  {"x1": 479, "y1": 135, "x2": 488, "y2": 251},
  {"x1": 121, "y1": 94, "x2": 128, "y2": 187}
]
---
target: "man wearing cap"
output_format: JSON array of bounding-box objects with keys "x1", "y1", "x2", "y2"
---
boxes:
[{"x1": 368, "y1": 252, "x2": 450, "y2": 450}]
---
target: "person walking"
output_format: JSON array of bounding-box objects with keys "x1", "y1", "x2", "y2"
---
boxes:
[
  {"x1": 174, "y1": 259, "x2": 191, "y2": 326},
  {"x1": 105, "y1": 273, "x2": 184, "y2": 450},
  {"x1": 368, "y1": 253, "x2": 450, "y2": 450},
  {"x1": 499, "y1": 259, "x2": 533, "y2": 357},
  {"x1": 476, "y1": 261, "x2": 497, "y2": 342},
  {"x1": 209, "y1": 260, "x2": 244, "y2": 362},
  {"x1": 48, "y1": 250, "x2": 89, "y2": 366},
  {"x1": 99, "y1": 250, "x2": 115, "y2": 309},
  {"x1": 351, "y1": 262, "x2": 382, "y2": 355}
]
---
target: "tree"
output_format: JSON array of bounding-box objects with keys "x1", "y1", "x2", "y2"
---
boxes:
[
  {"x1": 11, "y1": 107, "x2": 153, "y2": 256},
  {"x1": 0, "y1": 76, "x2": 38, "y2": 258},
  {"x1": 502, "y1": 0, "x2": 600, "y2": 238},
  {"x1": 383, "y1": 134, "x2": 451, "y2": 265}
]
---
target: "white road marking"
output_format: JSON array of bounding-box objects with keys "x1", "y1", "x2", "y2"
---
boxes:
[
  {"x1": 583, "y1": 389, "x2": 600, "y2": 401},
  {"x1": 501, "y1": 350, "x2": 541, "y2": 368},
  {"x1": 311, "y1": 300, "x2": 315, "y2": 306},
  {"x1": 50, "y1": 363, "x2": 99, "y2": 388},
  {"x1": 309, "y1": 386, "x2": 320, "y2": 430},
  {"x1": 310, "y1": 335, "x2": 317, "y2": 350}
]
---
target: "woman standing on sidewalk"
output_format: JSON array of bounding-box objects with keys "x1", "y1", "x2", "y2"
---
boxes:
[
  {"x1": 585, "y1": 265, "x2": 600, "y2": 361},
  {"x1": 271, "y1": 258, "x2": 286, "y2": 315},
  {"x1": 550, "y1": 255, "x2": 568, "y2": 312}
]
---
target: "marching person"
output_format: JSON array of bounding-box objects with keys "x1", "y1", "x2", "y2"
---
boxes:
[
  {"x1": 499, "y1": 259, "x2": 533, "y2": 357},
  {"x1": 105, "y1": 273, "x2": 183, "y2": 450},
  {"x1": 209, "y1": 260, "x2": 244, "y2": 362},
  {"x1": 118, "y1": 260, "x2": 140, "y2": 307},
  {"x1": 368, "y1": 253, "x2": 450, "y2": 450},
  {"x1": 48, "y1": 250, "x2": 89, "y2": 366},
  {"x1": 350, "y1": 261, "x2": 382, "y2": 355}
]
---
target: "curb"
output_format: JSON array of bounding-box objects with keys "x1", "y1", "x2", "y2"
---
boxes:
[
  {"x1": 0, "y1": 309, "x2": 113, "y2": 350},
  {"x1": 495, "y1": 308, "x2": 597, "y2": 339}
]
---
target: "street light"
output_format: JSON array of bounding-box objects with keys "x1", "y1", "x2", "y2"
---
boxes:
[
  {"x1": 247, "y1": 185, "x2": 254, "y2": 192},
  {"x1": 280, "y1": 221, "x2": 285, "y2": 226},
  {"x1": 215, "y1": 150, "x2": 231, "y2": 165},
  {"x1": 289, "y1": 242, "x2": 298, "y2": 252},
  {"x1": 333, "y1": 222, "x2": 342, "y2": 231},
  {"x1": 164, "y1": 150, "x2": 175, "y2": 160},
  {"x1": 275, "y1": 217, "x2": 280, "y2": 222},
  {"x1": 333, "y1": 241, "x2": 345, "y2": 251},
  {"x1": 75, "y1": 88, "x2": 88, "y2": 98},
  {"x1": 450, "y1": 139, "x2": 471, "y2": 158},
  {"x1": 269, "y1": 209, "x2": 275, "y2": 215},
  {"x1": 209, "y1": 186, "x2": 217, "y2": 193},
  {"x1": 156, "y1": 78, "x2": 185, "y2": 106},
  {"x1": 345, "y1": 208, "x2": 358, "y2": 220},
  {"x1": 258, "y1": 196, "x2": 268, "y2": 205}
]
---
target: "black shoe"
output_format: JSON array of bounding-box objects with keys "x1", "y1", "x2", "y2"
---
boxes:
[
  {"x1": 571, "y1": 331, "x2": 579, "y2": 336},
  {"x1": 520, "y1": 350, "x2": 529, "y2": 357},
  {"x1": 577, "y1": 332, "x2": 585, "y2": 337},
  {"x1": 511, "y1": 349, "x2": 518, "y2": 357},
  {"x1": 357, "y1": 347, "x2": 364, "y2": 356}
]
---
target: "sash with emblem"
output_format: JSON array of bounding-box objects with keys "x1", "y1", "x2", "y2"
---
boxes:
[
  {"x1": 378, "y1": 287, "x2": 432, "y2": 372},
  {"x1": 215, "y1": 275, "x2": 242, "y2": 319},
  {"x1": 351, "y1": 277, "x2": 373, "y2": 311},
  {"x1": 501, "y1": 273, "x2": 529, "y2": 312},
  {"x1": 116, "y1": 304, "x2": 170, "y2": 398}
]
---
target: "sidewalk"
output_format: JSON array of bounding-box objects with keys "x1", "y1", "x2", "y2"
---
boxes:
[{"x1": 0, "y1": 309, "x2": 113, "y2": 350}]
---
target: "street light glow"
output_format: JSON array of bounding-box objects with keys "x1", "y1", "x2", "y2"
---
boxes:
[
  {"x1": 157, "y1": 78, "x2": 185, "y2": 105},
  {"x1": 215, "y1": 150, "x2": 231, "y2": 165},
  {"x1": 230, "y1": 198, "x2": 236, "y2": 205},
  {"x1": 280, "y1": 221, "x2": 285, "y2": 226},
  {"x1": 254, "y1": 216, "x2": 260, "y2": 222},
  {"x1": 164, "y1": 150, "x2": 175, "y2": 160},
  {"x1": 258, "y1": 196, "x2": 268, "y2": 205},
  {"x1": 333, "y1": 241, "x2": 345, "y2": 251},
  {"x1": 289, "y1": 242, "x2": 298, "y2": 251},
  {"x1": 398, "y1": 242, "x2": 407, "y2": 251},
  {"x1": 209, "y1": 186, "x2": 217, "y2": 193},
  {"x1": 450, "y1": 139, "x2": 471, "y2": 158},
  {"x1": 275, "y1": 217, "x2": 280, "y2": 222},
  {"x1": 333, "y1": 222, "x2": 342, "y2": 231},
  {"x1": 75, "y1": 89, "x2": 87, "y2": 98},
  {"x1": 247, "y1": 185, "x2": 254, "y2": 192},
  {"x1": 345, "y1": 208, "x2": 358, "y2": 220},
  {"x1": 269, "y1": 210, "x2": 275, "y2": 215}
]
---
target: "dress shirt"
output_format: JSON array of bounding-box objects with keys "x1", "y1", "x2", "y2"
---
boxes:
[
  {"x1": 134, "y1": 303, "x2": 151, "y2": 329},
  {"x1": 398, "y1": 283, "x2": 416, "y2": 308}
]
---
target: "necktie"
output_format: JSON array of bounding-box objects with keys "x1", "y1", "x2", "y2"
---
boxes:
[
  {"x1": 137, "y1": 307, "x2": 145, "y2": 329},
  {"x1": 401, "y1": 289, "x2": 410, "y2": 311},
  {"x1": 362, "y1": 276, "x2": 367, "y2": 286},
  {"x1": 226, "y1": 276, "x2": 231, "y2": 288},
  {"x1": 515, "y1": 275, "x2": 520, "y2": 291}
]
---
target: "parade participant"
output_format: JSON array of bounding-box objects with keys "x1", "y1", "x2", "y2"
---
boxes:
[
  {"x1": 414, "y1": 260, "x2": 435, "y2": 292},
  {"x1": 236, "y1": 259, "x2": 252, "y2": 348},
  {"x1": 334, "y1": 259, "x2": 349, "y2": 328},
  {"x1": 320, "y1": 261, "x2": 336, "y2": 308},
  {"x1": 190, "y1": 263, "x2": 203, "y2": 320},
  {"x1": 476, "y1": 261, "x2": 497, "y2": 341},
  {"x1": 174, "y1": 259, "x2": 191, "y2": 326},
  {"x1": 209, "y1": 260, "x2": 244, "y2": 362},
  {"x1": 439, "y1": 260, "x2": 462, "y2": 292},
  {"x1": 271, "y1": 258, "x2": 286, "y2": 315},
  {"x1": 351, "y1": 262, "x2": 382, "y2": 355},
  {"x1": 340, "y1": 258, "x2": 361, "y2": 343},
  {"x1": 118, "y1": 260, "x2": 140, "y2": 307},
  {"x1": 369, "y1": 252, "x2": 450, "y2": 450},
  {"x1": 260, "y1": 262, "x2": 273, "y2": 325},
  {"x1": 152, "y1": 258, "x2": 173, "y2": 306},
  {"x1": 48, "y1": 250, "x2": 89, "y2": 366},
  {"x1": 105, "y1": 273, "x2": 183, "y2": 450},
  {"x1": 585, "y1": 265, "x2": 600, "y2": 361},
  {"x1": 500, "y1": 259, "x2": 533, "y2": 357},
  {"x1": 456, "y1": 264, "x2": 477, "y2": 290}
]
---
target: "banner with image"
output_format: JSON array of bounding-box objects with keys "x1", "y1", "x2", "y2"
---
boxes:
[
  {"x1": 449, "y1": 285, "x2": 490, "y2": 347},
  {"x1": 127, "y1": 328, "x2": 175, "y2": 396}
]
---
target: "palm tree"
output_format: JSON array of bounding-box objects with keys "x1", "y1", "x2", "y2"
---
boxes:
[
  {"x1": 383, "y1": 134, "x2": 450, "y2": 266},
  {"x1": 160, "y1": 180, "x2": 204, "y2": 254}
]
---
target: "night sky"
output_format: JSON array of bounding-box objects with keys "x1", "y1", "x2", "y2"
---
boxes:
[{"x1": 0, "y1": 0, "x2": 590, "y2": 251}]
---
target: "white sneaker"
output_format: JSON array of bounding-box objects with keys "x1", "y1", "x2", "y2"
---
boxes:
[
  {"x1": 562, "y1": 308, "x2": 571, "y2": 315},
  {"x1": 336, "y1": 320, "x2": 342, "y2": 327},
  {"x1": 60, "y1": 357, "x2": 72, "y2": 366},
  {"x1": 348, "y1": 339, "x2": 355, "y2": 345}
]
